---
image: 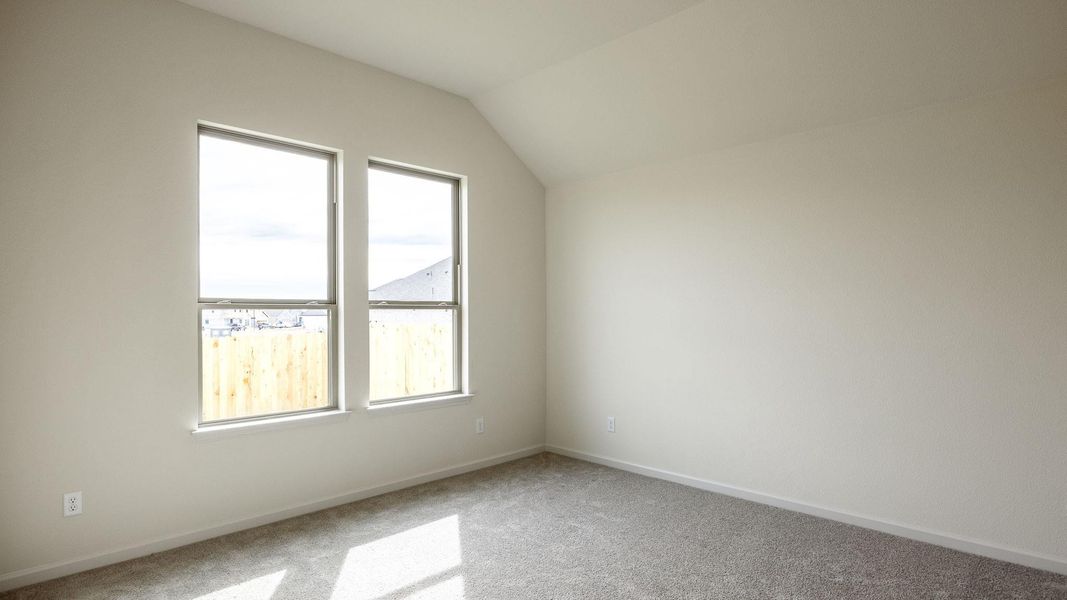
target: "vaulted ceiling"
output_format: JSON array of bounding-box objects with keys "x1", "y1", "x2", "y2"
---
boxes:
[{"x1": 180, "y1": 0, "x2": 1067, "y2": 186}]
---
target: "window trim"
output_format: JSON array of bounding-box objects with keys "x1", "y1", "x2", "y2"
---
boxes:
[
  {"x1": 368, "y1": 160, "x2": 464, "y2": 405},
  {"x1": 196, "y1": 125, "x2": 340, "y2": 427}
]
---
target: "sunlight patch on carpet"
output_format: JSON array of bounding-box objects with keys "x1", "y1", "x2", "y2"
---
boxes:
[
  {"x1": 330, "y1": 515, "x2": 462, "y2": 600},
  {"x1": 191, "y1": 569, "x2": 286, "y2": 600}
]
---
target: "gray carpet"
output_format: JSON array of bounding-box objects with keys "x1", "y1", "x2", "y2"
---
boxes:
[{"x1": 4, "y1": 453, "x2": 1066, "y2": 599}]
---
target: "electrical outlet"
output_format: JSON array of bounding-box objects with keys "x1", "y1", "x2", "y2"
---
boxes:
[
  {"x1": 475, "y1": 417, "x2": 485, "y2": 434},
  {"x1": 63, "y1": 491, "x2": 82, "y2": 517},
  {"x1": 607, "y1": 417, "x2": 615, "y2": 433}
]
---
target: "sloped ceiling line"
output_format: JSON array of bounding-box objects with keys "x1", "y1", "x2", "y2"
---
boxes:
[{"x1": 181, "y1": 0, "x2": 1067, "y2": 186}]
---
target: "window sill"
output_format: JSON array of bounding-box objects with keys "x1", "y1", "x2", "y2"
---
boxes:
[
  {"x1": 366, "y1": 393, "x2": 474, "y2": 415},
  {"x1": 191, "y1": 409, "x2": 351, "y2": 439}
]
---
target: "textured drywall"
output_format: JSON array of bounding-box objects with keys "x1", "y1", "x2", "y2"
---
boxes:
[
  {"x1": 0, "y1": 0, "x2": 545, "y2": 577},
  {"x1": 546, "y1": 80, "x2": 1067, "y2": 561}
]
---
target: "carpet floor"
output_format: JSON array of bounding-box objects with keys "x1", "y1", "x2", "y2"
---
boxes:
[{"x1": 3, "y1": 452, "x2": 1066, "y2": 599}]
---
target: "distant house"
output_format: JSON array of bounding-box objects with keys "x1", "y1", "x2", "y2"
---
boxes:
[
  {"x1": 369, "y1": 258, "x2": 452, "y2": 302},
  {"x1": 299, "y1": 309, "x2": 329, "y2": 332},
  {"x1": 369, "y1": 258, "x2": 454, "y2": 324},
  {"x1": 203, "y1": 308, "x2": 329, "y2": 336},
  {"x1": 203, "y1": 310, "x2": 256, "y2": 337}
]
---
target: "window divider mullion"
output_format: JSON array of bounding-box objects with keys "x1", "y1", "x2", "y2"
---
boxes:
[{"x1": 368, "y1": 303, "x2": 459, "y2": 309}]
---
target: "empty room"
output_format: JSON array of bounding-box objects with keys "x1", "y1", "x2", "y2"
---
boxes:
[{"x1": 1, "y1": 0, "x2": 1066, "y2": 598}]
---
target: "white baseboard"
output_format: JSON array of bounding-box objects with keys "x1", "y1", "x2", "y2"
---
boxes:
[
  {"x1": 545, "y1": 445, "x2": 1067, "y2": 576},
  {"x1": 0, "y1": 444, "x2": 545, "y2": 593}
]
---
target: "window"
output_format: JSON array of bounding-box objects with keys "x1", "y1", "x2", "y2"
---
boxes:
[
  {"x1": 368, "y1": 162, "x2": 462, "y2": 403},
  {"x1": 198, "y1": 126, "x2": 337, "y2": 424}
]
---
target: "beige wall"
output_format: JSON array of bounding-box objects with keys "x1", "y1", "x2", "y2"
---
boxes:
[
  {"x1": 0, "y1": 0, "x2": 545, "y2": 578},
  {"x1": 4, "y1": 0, "x2": 1066, "y2": 584},
  {"x1": 547, "y1": 80, "x2": 1067, "y2": 562}
]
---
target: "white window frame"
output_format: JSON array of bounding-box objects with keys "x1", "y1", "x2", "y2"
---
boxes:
[
  {"x1": 368, "y1": 161, "x2": 464, "y2": 406},
  {"x1": 196, "y1": 124, "x2": 339, "y2": 426}
]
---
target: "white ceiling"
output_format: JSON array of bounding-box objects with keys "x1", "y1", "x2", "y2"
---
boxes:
[
  {"x1": 181, "y1": 0, "x2": 1067, "y2": 186},
  {"x1": 176, "y1": 0, "x2": 701, "y2": 96}
]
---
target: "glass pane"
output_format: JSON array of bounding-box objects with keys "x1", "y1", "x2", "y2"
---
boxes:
[
  {"x1": 370, "y1": 309, "x2": 456, "y2": 401},
  {"x1": 199, "y1": 133, "x2": 331, "y2": 300},
  {"x1": 368, "y1": 167, "x2": 454, "y2": 302},
  {"x1": 201, "y1": 308, "x2": 331, "y2": 421}
]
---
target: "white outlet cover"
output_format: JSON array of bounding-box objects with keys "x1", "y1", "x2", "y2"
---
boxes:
[
  {"x1": 64, "y1": 491, "x2": 82, "y2": 517},
  {"x1": 608, "y1": 417, "x2": 615, "y2": 432},
  {"x1": 475, "y1": 417, "x2": 485, "y2": 434}
]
